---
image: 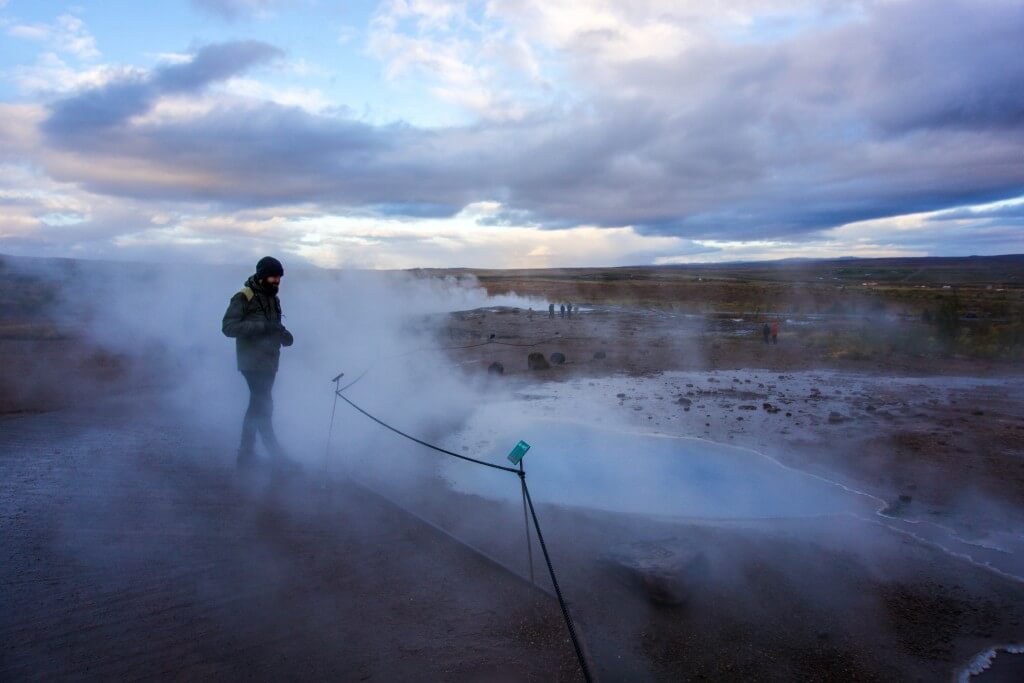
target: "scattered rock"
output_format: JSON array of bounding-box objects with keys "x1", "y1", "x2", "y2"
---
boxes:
[
  {"x1": 527, "y1": 352, "x2": 550, "y2": 370},
  {"x1": 616, "y1": 392, "x2": 627, "y2": 399},
  {"x1": 763, "y1": 403, "x2": 781, "y2": 413},
  {"x1": 828, "y1": 411, "x2": 845, "y2": 423},
  {"x1": 972, "y1": 410, "x2": 985, "y2": 416},
  {"x1": 899, "y1": 494, "x2": 913, "y2": 504},
  {"x1": 593, "y1": 350, "x2": 607, "y2": 359},
  {"x1": 866, "y1": 405, "x2": 877, "y2": 412},
  {"x1": 487, "y1": 361, "x2": 504, "y2": 375},
  {"x1": 677, "y1": 397, "x2": 692, "y2": 407},
  {"x1": 603, "y1": 542, "x2": 709, "y2": 607},
  {"x1": 739, "y1": 405, "x2": 757, "y2": 410},
  {"x1": 549, "y1": 352, "x2": 566, "y2": 365}
]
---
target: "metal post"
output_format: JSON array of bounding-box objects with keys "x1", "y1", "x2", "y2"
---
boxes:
[
  {"x1": 520, "y1": 461, "x2": 535, "y2": 585},
  {"x1": 323, "y1": 373, "x2": 343, "y2": 486}
]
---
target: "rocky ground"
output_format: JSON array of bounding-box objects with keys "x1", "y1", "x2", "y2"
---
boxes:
[
  {"x1": 4, "y1": 298, "x2": 1024, "y2": 681},
  {"x1": 424, "y1": 303, "x2": 1024, "y2": 680},
  {"x1": 439, "y1": 305, "x2": 1024, "y2": 534},
  {"x1": 0, "y1": 397, "x2": 579, "y2": 681}
]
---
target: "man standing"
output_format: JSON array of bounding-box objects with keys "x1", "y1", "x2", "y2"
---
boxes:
[{"x1": 222, "y1": 256, "x2": 295, "y2": 468}]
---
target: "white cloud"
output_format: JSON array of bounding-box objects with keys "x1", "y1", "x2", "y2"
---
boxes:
[
  {"x1": 368, "y1": 0, "x2": 553, "y2": 121},
  {"x1": 221, "y1": 77, "x2": 334, "y2": 113},
  {"x1": 7, "y1": 52, "x2": 130, "y2": 95},
  {"x1": 7, "y1": 13, "x2": 100, "y2": 60}
]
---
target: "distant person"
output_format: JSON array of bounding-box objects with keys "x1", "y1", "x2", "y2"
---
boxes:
[
  {"x1": 762, "y1": 322, "x2": 770, "y2": 344},
  {"x1": 222, "y1": 256, "x2": 295, "y2": 470},
  {"x1": 567, "y1": 301, "x2": 573, "y2": 318},
  {"x1": 560, "y1": 304, "x2": 566, "y2": 318},
  {"x1": 548, "y1": 303, "x2": 555, "y2": 318},
  {"x1": 771, "y1": 320, "x2": 780, "y2": 344}
]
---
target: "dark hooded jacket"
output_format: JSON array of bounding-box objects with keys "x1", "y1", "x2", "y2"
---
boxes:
[{"x1": 222, "y1": 275, "x2": 294, "y2": 373}]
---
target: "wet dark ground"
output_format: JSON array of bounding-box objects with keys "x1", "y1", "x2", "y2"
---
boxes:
[
  {"x1": 5, "y1": 393, "x2": 1024, "y2": 682},
  {"x1": 0, "y1": 397, "x2": 577, "y2": 681}
]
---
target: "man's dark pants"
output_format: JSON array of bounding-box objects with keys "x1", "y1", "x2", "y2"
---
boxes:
[{"x1": 240, "y1": 370, "x2": 281, "y2": 458}]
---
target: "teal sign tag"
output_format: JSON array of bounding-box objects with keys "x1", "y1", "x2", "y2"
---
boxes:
[{"x1": 507, "y1": 440, "x2": 531, "y2": 465}]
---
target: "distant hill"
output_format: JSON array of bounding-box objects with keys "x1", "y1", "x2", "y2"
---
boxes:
[{"x1": 413, "y1": 254, "x2": 1024, "y2": 286}]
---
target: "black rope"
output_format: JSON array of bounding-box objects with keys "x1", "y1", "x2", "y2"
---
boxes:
[
  {"x1": 335, "y1": 392, "x2": 520, "y2": 474},
  {"x1": 338, "y1": 367, "x2": 371, "y2": 393},
  {"x1": 520, "y1": 462, "x2": 535, "y2": 585},
  {"x1": 521, "y1": 473, "x2": 594, "y2": 683},
  {"x1": 330, "y1": 383, "x2": 595, "y2": 680}
]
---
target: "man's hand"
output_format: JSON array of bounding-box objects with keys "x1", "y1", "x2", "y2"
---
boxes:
[{"x1": 268, "y1": 321, "x2": 294, "y2": 346}]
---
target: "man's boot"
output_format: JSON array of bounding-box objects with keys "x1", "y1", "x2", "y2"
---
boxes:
[
  {"x1": 238, "y1": 415, "x2": 258, "y2": 468},
  {"x1": 260, "y1": 420, "x2": 300, "y2": 473}
]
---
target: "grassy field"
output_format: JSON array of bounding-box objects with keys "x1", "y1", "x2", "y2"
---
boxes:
[
  {"x1": 4, "y1": 252, "x2": 1023, "y2": 361},
  {"x1": 419, "y1": 255, "x2": 1024, "y2": 361}
]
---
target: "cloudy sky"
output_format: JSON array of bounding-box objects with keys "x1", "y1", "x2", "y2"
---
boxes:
[{"x1": 0, "y1": 0, "x2": 1022, "y2": 268}]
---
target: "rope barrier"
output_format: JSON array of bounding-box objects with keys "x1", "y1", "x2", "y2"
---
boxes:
[
  {"x1": 329, "y1": 385, "x2": 595, "y2": 682},
  {"x1": 335, "y1": 392, "x2": 520, "y2": 474},
  {"x1": 520, "y1": 472, "x2": 592, "y2": 683}
]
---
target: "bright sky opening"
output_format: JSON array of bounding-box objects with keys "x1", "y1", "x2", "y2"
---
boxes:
[{"x1": 1, "y1": 0, "x2": 1022, "y2": 268}]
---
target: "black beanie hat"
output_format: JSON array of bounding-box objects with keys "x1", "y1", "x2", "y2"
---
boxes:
[{"x1": 255, "y1": 256, "x2": 284, "y2": 280}]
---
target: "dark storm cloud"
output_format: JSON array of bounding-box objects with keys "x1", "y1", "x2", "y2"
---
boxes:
[
  {"x1": 154, "y1": 41, "x2": 283, "y2": 92},
  {"x1": 44, "y1": 41, "x2": 282, "y2": 136},
  {"x1": 35, "y1": 0, "x2": 1024, "y2": 239}
]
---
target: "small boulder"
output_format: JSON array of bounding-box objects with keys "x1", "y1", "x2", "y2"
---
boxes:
[
  {"x1": 828, "y1": 411, "x2": 845, "y2": 423},
  {"x1": 593, "y1": 350, "x2": 607, "y2": 359},
  {"x1": 549, "y1": 352, "x2": 566, "y2": 365},
  {"x1": 487, "y1": 361, "x2": 504, "y2": 375},
  {"x1": 527, "y1": 352, "x2": 550, "y2": 370},
  {"x1": 604, "y1": 542, "x2": 709, "y2": 607}
]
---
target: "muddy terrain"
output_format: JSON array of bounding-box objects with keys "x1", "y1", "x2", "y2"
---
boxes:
[
  {"x1": 438, "y1": 304, "x2": 1024, "y2": 525},
  {"x1": 3, "y1": 254, "x2": 1024, "y2": 681},
  {"x1": 0, "y1": 398, "x2": 578, "y2": 680}
]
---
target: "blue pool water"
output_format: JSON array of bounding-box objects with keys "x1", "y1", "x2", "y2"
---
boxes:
[{"x1": 442, "y1": 417, "x2": 878, "y2": 519}]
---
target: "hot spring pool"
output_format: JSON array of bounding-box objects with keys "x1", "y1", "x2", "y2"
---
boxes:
[{"x1": 441, "y1": 410, "x2": 879, "y2": 520}]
